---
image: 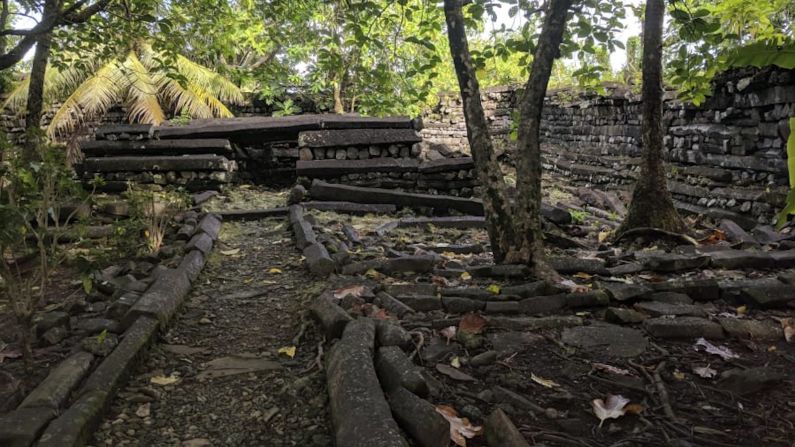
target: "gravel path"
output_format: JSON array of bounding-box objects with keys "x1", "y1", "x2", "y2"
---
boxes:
[{"x1": 90, "y1": 218, "x2": 332, "y2": 447}]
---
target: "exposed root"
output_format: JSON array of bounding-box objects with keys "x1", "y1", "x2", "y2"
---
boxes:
[{"x1": 614, "y1": 227, "x2": 697, "y2": 246}]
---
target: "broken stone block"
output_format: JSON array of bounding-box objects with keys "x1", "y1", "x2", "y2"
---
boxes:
[
  {"x1": 598, "y1": 282, "x2": 652, "y2": 302},
  {"x1": 376, "y1": 346, "x2": 429, "y2": 397},
  {"x1": 633, "y1": 301, "x2": 707, "y2": 317},
  {"x1": 640, "y1": 252, "x2": 710, "y2": 272},
  {"x1": 548, "y1": 256, "x2": 609, "y2": 275},
  {"x1": 485, "y1": 408, "x2": 531, "y2": 447},
  {"x1": 441, "y1": 296, "x2": 485, "y2": 313},
  {"x1": 718, "y1": 318, "x2": 783, "y2": 341},
  {"x1": 719, "y1": 219, "x2": 759, "y2": 248},
  {"x1": 604, "y1": 307, "x2": 648, "y2": 324},
  {"x1": 648, "y1": 279, "x2": 720, "y2": 302},
  {"x1": 719, "y1": 368, "x2": 786, "y2": 396},
  {"x1": 387, "y1": 387, "x2": 449, "y2": 447},
  {"x1": 706, "y1": 249, "x2": 775, "y2": 269},
  {"x1": 643, "y1": 317, "x2": 725, "y2": 339},
  {"x1": 518, "y1": 295, "x2": 566, "y2": 315},
  {"x1": 395, "y1": 295, "x2": 443, "y2": 312},
  {"x1": 647, "y1": 292, "x2": 693, "y2": 305}
]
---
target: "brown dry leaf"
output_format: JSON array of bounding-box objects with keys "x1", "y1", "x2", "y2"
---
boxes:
[
  {"x1": 150, "y1": 374, "x2": 181, "y2": 386},
  {"x1": 598, "y1": 231, "x2": 611, "y2": 243},
  {"x1": 440, "y1": 326, "x2": 457, "y2": 345},
  {"x1": 736, "y1": 305, "x2": 748, "y2": 316},
  {"x1": 371, "y1": 308, "x2": 390, "y2": 320},
  {"x1": 592, "y1": 394, "x2": 630, "y2": 427},
  {"x1": 699, "y1": 229, "x2": 727, "y2": 245},
  {"x1": 673, "y1": 370, "x2": 686, "y2": 380},
  {"x1": 458, "y1": 313, "x2": 488, "y2": 334},
  {"x1": 432, "y1": 275, "x2": 452, "y2": 287},
  {"x1": 333, "y1": 285, "x2": 367, "y2": 300},
  {"x1": 435, "y1": 404, "x2": 483, "y2": 446},
  {"x1": 136, "y1": 402, "x2": 151, "y2": 418},
  {"x1": 624, "y1": 403, "x2": 645, "y2": 415},
  {"x1": 531, "y1": 373, "x2": 560, "y2": 388},
  {"x1": 220, "y1": 248, "x2": 240, "y2": 256}
]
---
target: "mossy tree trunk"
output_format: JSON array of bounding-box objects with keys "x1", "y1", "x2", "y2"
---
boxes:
[
  {"x1": 443, "y1": 0, "x2": 573, "y2": 278},
  {"x1": 443, "y1": 0, "x2": 515, "y2": 263},
  {"x1": 618, "y1": 0, "x2": 685, "y2": 234},
  {"x1": 508, "y1": 0, "x2": 572, "y2": 277},
  {"x1": 23, "y1": 0, "x2": 57, "y2": 160}
]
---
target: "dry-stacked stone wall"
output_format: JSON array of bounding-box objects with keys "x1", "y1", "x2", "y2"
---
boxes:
[{"x1": 422, "y1": 66, "x2": 795, "y2": 223}]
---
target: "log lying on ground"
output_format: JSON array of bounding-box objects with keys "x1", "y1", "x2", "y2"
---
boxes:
[
  {"x1": 310, "y1": 292, "x2": 353, "y2": 339},
  {"x1": 387, "y1": 387, "x2": 450, "y2": 447},
  {"x1": 80, "y1": 139, "x2": 232, "y2": 157},
  {"x1": 82, "y1": 155, "x2": 235, "y2": 172},
  {"x1": 304, "y1": 242, "x2": 336, "y2": 276},
  {"x1": 298, "y1": 129, "x2": 422, "y2": 148},
  {"x1": 310, "y1": 180, "x2": 484, "y2": 215},
  {"x1": 296, "y1": 158, "x2": 419, "y2": 178},
  {"x1": 121, "y1": 268, "x2": 192, "y2": 328},
  {"x1": 326, "y1": 318, "x2": 409, "y2": 447}
]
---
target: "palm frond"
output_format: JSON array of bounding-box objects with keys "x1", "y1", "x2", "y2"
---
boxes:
[
  {"x1": 175, "y1": 55, "x2": 244, "y2": 105},
  {"x1": 156, "y1": 74, "x2": 217, "y2": 119},
  {"x1": 47, "y1": 60, "x2": 127, "y2": 138},
  {"x1": 122, "y1": 51, "x2": 166, "y2": 125},
  {"x1": 1, "y1": 63, "x2": 90, "y2": 115}
]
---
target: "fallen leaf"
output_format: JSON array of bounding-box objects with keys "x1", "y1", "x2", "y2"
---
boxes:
[
  {"x1": 673, "y1": 370, "x2": 686, "y2": 380},
  {"x1": 150, "y1": 374, "x2": 181, "y2": 386},
  {"x1": 436, "y1": 363, "x2": 476, "y2": 382},
  {"x1": 181, "y1": 439, "x2": 212, "y2": 447},
  {"x1": 486, "y1": 284, "x2": 501, "y2": 295},
  {"x1": 450, "y1": 356, "x2": 461, "y2": 368},
  {"x1": 220, "y1": 248, "x2": 240, "y2": 256},
  {"x1": 774, "y1": 317, "x2": 794, "y2": 343},
  {"x1": 458, "y1": 313, "x2": 488, "y2": 334},
  {"x1": 694, "y1": 337, "x2": 739, "y2": 360},
  {"x1": 592, "y1": 362, "x2": 632, "y2": 376},
  {"x1": 598, "y1": 231, "x2": 611, "y2": 243},
  {"x1": 573, "y1": 272, "x2": 593, "y2": 280},
  {"x1": 435, "y1": 404, "x2": 483, "y2": 446},
  {"x1": 371, "y1": 308, "x2": 390, "y2": 320},
  {"x1": 531, "y1": 373, "x2": 560, "y2": 388},
  {"x1": 333, "y1": 285, "x2": 366, "y2": 300},
  {"x1": 624, "y1": 403, "x2": 645, "y2": 415},
  {"x1": 278, "y1": 346, "x2": 296, "y2": 358},
  {"x1": 736, "y1": 305, "x2": 748, "y2": 316},
  {"x1": 460, "y1": 271, "x2": 472, "y2": 281},
  {"x1": 267, "y1": 267, "x2": 283, "y2": 274},
  {"x1": 699, "y1": 229, "x2": 727, "y2": 245},
  {"x1": 592, "y1": 394, "x2": 630, "y2": 427},
  {"x1": 693, "y1": 365, "x2": 718, "y2": 379},
  {"x1": 365, "y1": 268, "x2": 382, "y2": 279},
  {"x1": 136, "y1": 402, "x2": 151, "y2": 418},
  {"x1": 440, "y1": 326, "x2": 457, "y2": 345}
]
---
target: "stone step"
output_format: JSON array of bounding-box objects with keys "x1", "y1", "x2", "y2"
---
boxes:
[
  {"x1": 297, "y1": 128, "x2": 422, "y2": 148},
  {"x1": 80, "y1": 139, "x2": 232, "y2": 157},
  {"x1": 81, "y1": 155, "x2": 235, "y2": 173}
]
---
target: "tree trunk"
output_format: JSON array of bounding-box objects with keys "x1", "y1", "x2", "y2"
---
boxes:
[
  {"x1": 0, "y1": 0, "x2": 9, "y2": 57},
  {"x1": 618, "y1": 0, "x2": 684, "y2": 234},
  {"x1": 442, "y1": 0, "x2": 515, "y2": 262},
  {"x1": 507, "y1": 0, "x2": 572, "y2": 278},
  {"x1": 333, "y1": 78, "x2": 345, "y2": 114},
  {"x1": 23, "y1": 30, "x2": 53, "y2": 159}
]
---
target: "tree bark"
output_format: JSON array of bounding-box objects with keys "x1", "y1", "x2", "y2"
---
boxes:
[
  {"x1": 23, "y1": 21, "x2": 54, "y2": 159},
  {"x1": 508, "y1": 0, "x2": 572, "y2": 279},
  {"x1": 618, "y1": 0, "x2": 684, "y2": 235},
  {"x1": 442, "y1": 0, "x2": 515, "y2": 262}
]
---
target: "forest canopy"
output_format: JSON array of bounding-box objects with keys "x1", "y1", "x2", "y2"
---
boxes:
[{"x1": 1, "y1": 0, "x2": 793, "y2": 122}]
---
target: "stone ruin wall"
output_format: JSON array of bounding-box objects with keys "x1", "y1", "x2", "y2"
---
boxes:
[{"x1": 421, "y1": 66, "x2": 795, "y2": 224}]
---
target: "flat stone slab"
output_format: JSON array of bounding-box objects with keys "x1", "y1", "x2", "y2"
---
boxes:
[
  {"x1": 82, "y1": 155, "x2": 235, "y2": 172},
  {"x1": 310, "y1": 180, "x2": 484, "y2": 215},
  {"x1": 706, "y1": 249, "x2": 775, "y2": 269},
  {"x1": 19, "y1": 352, "x2": 94, "y2": 409},
  {"x1": 488, "y1": 316, "x2": 583, "y2": 331},
  {"x1": 598, "y1": 282, "x2": 652, "y2": 302},
  {"x1": 548, "y1": 257, "x2": 608, "y2": 275},
  {"x1": 633, "y1": 301, "x2": 707, "y2": 317},
  {"x1": 80, "y1": 138, "x2": 232, "y2": 157},
  {"x1": 639, "y1": 252, "x2": 710, "y2": 272},
  {"x1": 643, "y1": 317, "x2": 725, "y2": 339},
  {"x1": 418, "y1": 157, "x2": 474, "y2": 173},
  {"x1": 648, "y1": 279, "x2": 721, "y2": 302},
  {"x1": 718, "y1": 318, "x2": 783, "y2": 341},
  {"x1": 297, "y1": 157, "x2": 419, "y2": 177},
  {"x1": 561, "y1": 323, "x2": 648, "y2": 358},
  {"x1": 298, "y1": 128, "x2": 422, "y2": 148},
  {"x1": 605, "y1": 307, "x2": 648, "y2": 324}
]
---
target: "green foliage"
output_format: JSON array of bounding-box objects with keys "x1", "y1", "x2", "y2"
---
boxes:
[
  {"x1": 271, "y1": 98, "x2": 302, "y2": 117},
  {"x1": 123, "y1": 185, "x2": 189, "y2": 254},
  {"x1": 666, "y1": 0, "x2": 795, "y2": 103},
  {"x1": 775, "y1": 117, "x2": 795, "y2": 229},
  {"x1": 725, "y1": 41, "x2": 795, "y2": 69},
  {"x1": 569, "y1": 209, "x2": 589, "y2": 224}
]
